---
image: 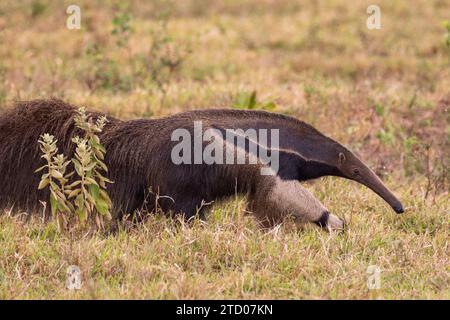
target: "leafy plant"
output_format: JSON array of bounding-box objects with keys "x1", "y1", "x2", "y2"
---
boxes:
[
  {"x1": 30, "y1": 1, "x2": 47, "y2": 18},
  {"x1": 72, "y1": 108, "x2": 113, "y2": 227},
  {"x1": 37, "y1": 109, "x2": 113, "y2": 230},
  {"x1": 136, "y1": 12, "x2": 191, "y2": 107},
  {"x1": 376, "y1": 128, "x2": 395, "y2": 145},
  {"x1": 81, "y1": 8, "x2": 135, "y2": 93},
  {"x1": 80, "y1": 3, "x2": 189, "y2": 101},
  {"x1": 232, "y1": 90, "x2": 277, "y2": 111},
  {"x1": 36, "y1": 134, "x2": 74, "y2": 227},
  {"x1": 112, "y1": 3, "x2": 133, "y2": 48},
  {"x1": 83, "y1": 43, "x2": 132, "y2": 92},
  {"x1": 444, "y1": 20, "x2": 450, "y2": 48},
  {"x1": 374, "y1": 103, "x2": 384, "y2": 117}
]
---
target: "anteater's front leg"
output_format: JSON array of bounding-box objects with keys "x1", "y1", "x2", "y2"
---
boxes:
[{"x1": 249, "y1": 177, "x2": 345, "y2": 231}]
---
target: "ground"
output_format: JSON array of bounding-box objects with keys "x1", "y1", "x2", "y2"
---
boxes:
[{"x1": 0, "y1": 0, "x2": 448, "y2": 299}]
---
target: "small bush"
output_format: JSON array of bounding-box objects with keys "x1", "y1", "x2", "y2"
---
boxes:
[
  {"x1": 232, "y1": 90, "x2": 277, "y2": 111},
  {"x1": 36, "y1": 134, "x2": 74, "y2": 222},
  {"x1": 82, "y1": 43, "x2": 132, "y2": 92},
  {"x1": 36, "y1": 108, "x2": 113, "y2": 230},
  {"x1": 30, "y1": 1, "x2": 47, "y2": 18},
  {"x1": 112, "y1": 3, "x2": 133, "y2": 48},
  {"x1": 136, "y1": 16, "x2": 191, "y2": 105},
  {"x1": 444, "y1": 20, "x2": 450, "y2": 48}
]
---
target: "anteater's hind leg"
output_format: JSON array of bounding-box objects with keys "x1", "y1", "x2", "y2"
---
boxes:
[
  {"x1": 170, "y1": 195, "x2": 211, "y2": 222},
  {"x1": 249, "y1": 178, "x2": 344, "y2": 231}
]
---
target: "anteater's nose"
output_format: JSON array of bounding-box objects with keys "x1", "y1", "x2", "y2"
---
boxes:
[{"x1": 394, "y1": 205, "x2": 405, "y2": 214}]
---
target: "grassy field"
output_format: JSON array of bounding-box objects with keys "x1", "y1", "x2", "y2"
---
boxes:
[{"x1": 0, "y1": 0, "x2": 448, "y2": 299}]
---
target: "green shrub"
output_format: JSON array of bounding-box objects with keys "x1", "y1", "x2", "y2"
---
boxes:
[
  {"x1": 112, "y1": 3, "x2": 133, "y2": 48},
  {"x1": 36, "y1": 108, "x2": 113, "y2": 230},
  {"x1": 82, "y1": 43, "x2": 132, "y2": 92},
  {"x1": 30, "y1": 1, "x2": 47, "y2": 18},
  {"x1": 136, "y1": 13, "x2": 191, "y2": 106},
  {"x1": 444, "y1": 20, "x2": 450, "y2": 48},
  {"x1": 232, "y1": 90, "x2": 277, "y2": 111}
]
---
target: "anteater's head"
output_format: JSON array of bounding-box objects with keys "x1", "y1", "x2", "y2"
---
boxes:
[{"x1": 336, "y1": 148, "x2": 404, "y2": 214}]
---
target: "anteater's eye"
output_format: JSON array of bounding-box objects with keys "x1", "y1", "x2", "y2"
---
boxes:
[{"x1": 353, "y1": 168, "x2": 360, "y2": 176}]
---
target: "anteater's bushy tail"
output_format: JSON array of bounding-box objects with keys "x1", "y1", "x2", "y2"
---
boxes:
[{"x1": 0, "y1": 99, "x2": 112, "y2": 215}]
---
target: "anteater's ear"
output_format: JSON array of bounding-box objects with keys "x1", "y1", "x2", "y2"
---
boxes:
[{"x1": 338, "y1": 152, "x2": 346, "y2": 166}]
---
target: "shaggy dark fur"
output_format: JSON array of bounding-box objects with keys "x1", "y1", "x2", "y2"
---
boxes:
[{"x1": 0, "y1": 99, "x2": 403, "y2": 228}]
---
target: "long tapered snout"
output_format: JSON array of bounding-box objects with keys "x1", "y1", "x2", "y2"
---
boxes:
[{"x1": 353, "y1": 166, "x2": 404, "y2": 214}]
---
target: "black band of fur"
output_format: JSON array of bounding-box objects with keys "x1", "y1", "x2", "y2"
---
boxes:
[{"x1": 314, "y1": 211, "x2": 329, "y2": 228}]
